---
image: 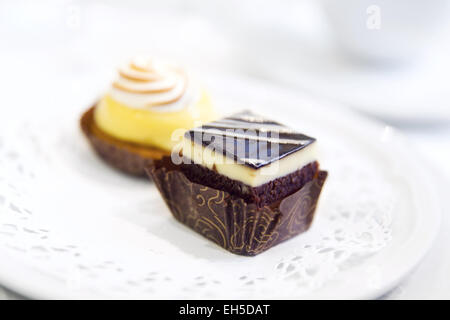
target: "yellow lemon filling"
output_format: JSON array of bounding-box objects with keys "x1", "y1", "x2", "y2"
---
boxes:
[{"x1": 94, "y1": 91, "x2": 216, "y2": 151}]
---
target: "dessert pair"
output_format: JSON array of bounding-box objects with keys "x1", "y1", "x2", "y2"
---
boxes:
[{"x1": 81, "y1": 57, "x2": 327, "y2": 256}]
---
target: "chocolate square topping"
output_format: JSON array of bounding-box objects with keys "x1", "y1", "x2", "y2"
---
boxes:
[{"x1": 184, "y1": 111, "x2": 316, "y2": 169}]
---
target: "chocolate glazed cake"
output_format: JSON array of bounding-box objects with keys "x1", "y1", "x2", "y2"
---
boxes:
[{"x1": 148, "y1": 111, "x2": 327, "y2": 256}]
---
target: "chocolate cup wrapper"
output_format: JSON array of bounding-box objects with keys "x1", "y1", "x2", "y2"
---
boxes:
[{"x1": 148, "y1": 157, "x2": 327, "y2": 256}]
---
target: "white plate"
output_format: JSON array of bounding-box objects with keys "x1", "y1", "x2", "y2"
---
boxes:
[{"x1": 0, "y1": 75, "x2": 440, "y2": 299}]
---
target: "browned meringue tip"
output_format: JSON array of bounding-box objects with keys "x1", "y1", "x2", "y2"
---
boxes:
[{"x1": 147, "y1": 157, "x2": 328, "y2": 256}]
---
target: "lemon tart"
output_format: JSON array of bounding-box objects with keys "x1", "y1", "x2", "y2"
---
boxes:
[{"x1": 81, "y1": 57, "x2": 216, "y2": 176}]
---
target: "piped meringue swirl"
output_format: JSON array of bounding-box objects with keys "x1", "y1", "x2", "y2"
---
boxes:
[
  {"x1": 93, "y1": 57, "x2": 216, "y2": 151},
  {"x1": 109, "y1": 57, "x2": 195, "y2": 111}
]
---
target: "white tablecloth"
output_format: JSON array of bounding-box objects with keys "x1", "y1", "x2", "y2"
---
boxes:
[{"x1": 382, "y1": 128, "x2": 450, "y2": 299}]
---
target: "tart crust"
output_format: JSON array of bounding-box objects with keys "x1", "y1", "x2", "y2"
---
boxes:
[{"x1": 80, "y1": 106, "x2": 169, "y2": 177}]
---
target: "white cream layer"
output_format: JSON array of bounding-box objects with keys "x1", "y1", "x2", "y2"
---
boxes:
[{"x1": 181, "y1": 138, "x2": 318, "y2": 187}]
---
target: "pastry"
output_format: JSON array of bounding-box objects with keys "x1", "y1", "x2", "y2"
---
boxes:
[
  {"x1": 80, "y1": 57, "x2": 216, "y2": 176},
  {"x1": 148, "y1": 111, "x2": 327, "y2": 256}
]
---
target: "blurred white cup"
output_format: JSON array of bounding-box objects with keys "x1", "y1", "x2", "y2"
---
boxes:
[{"x1": 320, "y1": 0, "x2": 449, "y2": 63}]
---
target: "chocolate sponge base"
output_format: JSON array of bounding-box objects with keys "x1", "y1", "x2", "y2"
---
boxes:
[
  {"x1": 147, "y1": 157, "x2": 327, "y2": 256},
  {"x1": 180, "y1": 161, "x2": 319, "y2": 207},
  {"x1": 80, "y1": 106, "x2": 169, "y2": 177}
]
